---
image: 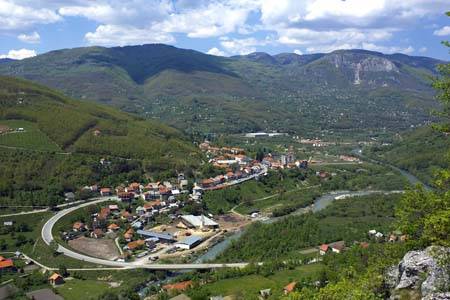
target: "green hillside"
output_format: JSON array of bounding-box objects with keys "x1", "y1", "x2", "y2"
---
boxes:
[
  {"x1": 0, "y1": 76, "x2": 201, "y2": 207},
  {"x1": 0, "y1": 76, "x2": 199, "y2": 160},
  {"x1": 366, "y1": 126, "x2": 450, "y2": 186},
  {"x1": 0, "y1": 45, "x2": 442, "y2": 136}
]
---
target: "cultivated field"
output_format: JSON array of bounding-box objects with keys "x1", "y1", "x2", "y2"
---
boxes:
[{"x1": 0, "y1": 120, "x2": 61, "y2": 151}]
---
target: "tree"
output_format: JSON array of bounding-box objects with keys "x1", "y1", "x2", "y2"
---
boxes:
[
  {"x1": 58, "y1": 264, "x2": 69, "y2": 277},
  {"x1": 49, "y1": 240, "x2": 59, "y2": 256},
  {"x1": 396, "y1": 13, "x2": 450, "y2": 247}
]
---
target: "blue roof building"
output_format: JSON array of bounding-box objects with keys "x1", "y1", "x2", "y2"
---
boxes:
[{"x1": 175, "y1": 235, "x2": 203, "y2": 249}]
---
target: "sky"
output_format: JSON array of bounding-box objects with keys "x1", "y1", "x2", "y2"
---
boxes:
[{"x1": 0, "y1": 0, "x2": 449, "y2": 60}]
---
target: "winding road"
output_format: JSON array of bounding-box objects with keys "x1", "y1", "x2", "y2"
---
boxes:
[{"x1": 41, "y1": 196, "x2": 248, "y2": 270}]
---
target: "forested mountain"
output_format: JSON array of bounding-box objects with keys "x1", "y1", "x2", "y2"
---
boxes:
[{"x1": 0, "y1": 44, "x2": 443, "y2": 135}]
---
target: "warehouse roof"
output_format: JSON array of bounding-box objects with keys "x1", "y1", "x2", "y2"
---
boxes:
[
  {"x1": 136, "y1": 230, "x2": 174, "y2": 241},
  {"x1": 176, "y1": 236, "x2": 202, "y2": 246},
  {"x1": 181, "y1": 215, "x2": 218, "y2": 227}
]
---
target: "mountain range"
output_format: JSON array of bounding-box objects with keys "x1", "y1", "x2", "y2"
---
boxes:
[{"x1": 0, "y1": 44, "x2": 443, "y2": 135}]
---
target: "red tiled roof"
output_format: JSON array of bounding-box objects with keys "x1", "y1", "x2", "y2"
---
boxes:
[
  {"x1": 0, "y1": 258, "x2": 13, "y2": 269},
  {"x1": 127, "y1": 239, "x2": 145, "y2": 250},
  {"x1": 162, "y1": 280, "x2": 193, "y2": 291},
  {"x1": 49, "y1": 273, "x2": 62, "y2": 281},
  {"x1": 320, "y1": 244, "x2": 329, "y2": 252},
  {"x1": 284, "y1": 282, "x2": 297, "y2": 293}
]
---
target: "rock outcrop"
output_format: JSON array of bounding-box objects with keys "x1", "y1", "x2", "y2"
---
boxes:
[{"x1": 387, "y1": 246, "x2": 450, "y2": 299}]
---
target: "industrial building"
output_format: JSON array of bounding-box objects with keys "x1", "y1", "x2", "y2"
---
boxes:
[{"x1": 175, "y1": 236, "x2": 203, "y2": 250}]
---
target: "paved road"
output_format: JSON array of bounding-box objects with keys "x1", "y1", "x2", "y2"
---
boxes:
[
  {"x1": 0, "y1": 199, "x2": 94, "y2": 218},
  {"x1": 41, "y1": 196, "x2": 249, "y2": 270}
]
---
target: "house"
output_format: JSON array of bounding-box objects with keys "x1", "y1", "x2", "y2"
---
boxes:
[
  {"x1": 389, "y1": 234, "x2": 398, "y2": 242},
  {"x1": 91, "y1": 228, "x2": 104, "y2": 239},
  {"x1": 3, "y1": 221, "x2": 13, "y2": 226},
  {"x1": 375, "y1": 232, "x2": 384, "y2": 240},
  {"x1": 175, "y1": 236, "x2": 202, "y2": 250},
  {"x1": 368, "y1": 229, "x2": 377, "y2": 236},
  {"x1": 192, "y1": 185, "x2": 203, "y2": 194},
  {"x1": 72, "y1": 222, "x2": 86, "y2": 232},
  {"x1": 317, "y1": 171, "x2": 331, "y2": 179},
  {"x1": 124, "y1": 228, "x2": 134, "y2": 242},
  {"x1": 64, "y1": 192, "x2": 75, "y2": 202},
  {"x1": 201, "y1": 179, "x2": 214, "y2": 188},
  {"x1": 180, "y1": 215, "x2": 219, "y2": 230},
  {"x1": 359, "y1": 242, "x2": 369, "y2": 249},
  {"x1": 144, "y1": 200, "x2": 162, "y2": 212},
  {"x1": 127, "y1": 182, "x2": 141, "y2": 193},
  {"x1": 100, "y1": 187, "x2": 112, "y2": 196},
  {"x1": 108, "y1": 204, "x2": 119, "y2": 211},
  {"x1": 107, "y1": 223, "x2": 120, "y2": 232},
  {"x1": 26, "y1": 288, "x2": 63, "y2": 300},
  {"x1": 136, "y1": 206, "x2": 145, "y2": 215},
  {"x1": 162, "y1": 280, "x2": 193, "y2": 292},
  {"x1": 126, "y1": 239, "x2": 145, "y2": 251},
  {"x1": 319, "y1": 244, "x2": 329, "y2": 255},
  {"x1": 93, "y1": 129, "x2": 101, "y2": 136},
  {"x1": 330, "y1": 241, "x2": 345, "y2": 253},
  {"x1": 179, "y1": 179, "x2": 188, "y2": 189},
  {"x1": 90, "y1": 185, "x2": 98, "y2": 192},
  {"x1": 284, "y1": 282, "x2": 297, "y2": 295},
  {"x1": 259, "y1": 289, "x2": 271, "y2": 299},
  {"x1": 99, "y1": 207, "x2": 111, "y2": 219},
  {"x1": 48, "y1": 273, "x2": 64, "y2": 286},
  {"x1": 121, "y1": 210, "x2": 133, "y2": 222},
  {"x1": 0, "y1": 256, "x2": 14, "y2": 271},
  {"x1": 118, "y1": 192, "x2": 134, "y2": 201}
]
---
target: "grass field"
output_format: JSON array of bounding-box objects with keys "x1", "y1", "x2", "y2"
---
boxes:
[
  {"x1": 0, "y1": 211, "x2": 99, "y2": 268},
  {"x1": 0, "y1": 120, "x2": 62, "y2": 151},
  {"x1": 191, "y1": 263, "x2": 324, "y2": 299},
  {"x1": 56, "y1": 278, "x2": 113, "y2": 300}
]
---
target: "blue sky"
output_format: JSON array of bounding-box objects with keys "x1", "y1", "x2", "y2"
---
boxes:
[{"x1": 0, "y1": 0, "x2": 449, "y2": 60}]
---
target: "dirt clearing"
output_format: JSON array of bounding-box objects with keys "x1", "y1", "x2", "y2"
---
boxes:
[{"x1": 69, "y1": 236, "x2": 119, "y2": 260}]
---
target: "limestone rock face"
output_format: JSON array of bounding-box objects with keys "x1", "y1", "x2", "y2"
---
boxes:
[{"x1": 388, "y1": 246, "x2": 450, "y2": 299}]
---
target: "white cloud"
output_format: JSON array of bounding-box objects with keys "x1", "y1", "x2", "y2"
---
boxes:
[
  {"x1": 58, "y1": 1, "x2": 172, "y2": 26},
  {"x1": 0, "y1": 0, "x2": 448, "y2": 54},
  {"x1": 85, "y1": 24, "x2": 174, "y2": 46},
  {"x1": 361, "y1": 43, "x2": 414, "y2": 54},
  {"x1": 0, "y1": 48, "x2": 37, "y2": 60},
  {"x1": 293, "y1": 49, "x2": 303, "y2": 55},
  {"x1": 17, "y1": 31, "x2": 40, "y2": 43},
  {"x1": 154, "y1": 1, "x2": 256, "y2": 38},
  {"x1": 0, "y1": 0, "x2": 61, "y2": 31},
  {"x1": 220, "y1": 36, "x2": 273, "y2": 55},
  {"x1": 433, "y1": 26, "x2": 450, "y2": 36},
  {"x1": 419, "y1": 46, "x2": 428, "y2": 53},
  {"x1": 207, "y1": 47, "x2": 227, "y2": 56},
  {"x1": 277, "y1": 28, "x2": 393, "y2": 52}
]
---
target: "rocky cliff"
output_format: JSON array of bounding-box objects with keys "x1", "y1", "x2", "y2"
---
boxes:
[{"x1": 386, "y1": 246, "x2": 450, "y2": 299}]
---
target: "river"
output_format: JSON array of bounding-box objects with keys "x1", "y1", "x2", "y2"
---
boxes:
[{"x1": 195, "y1": 149, "x2": 431, "y2": 263}]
